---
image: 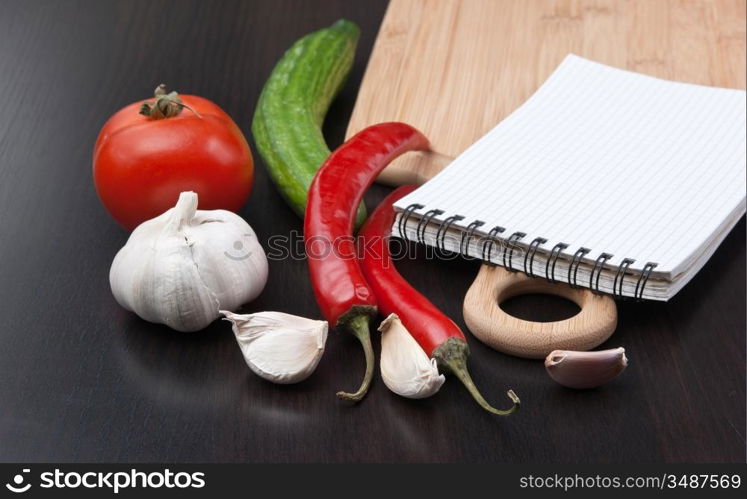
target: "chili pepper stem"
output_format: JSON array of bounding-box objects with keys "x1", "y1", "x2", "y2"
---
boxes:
[
  {"x1": 433, "y1": 338, "x2": 520, "y2": 416},
  {"x1": 336, "y1": 312, "x2": 375, "y2": 402}
]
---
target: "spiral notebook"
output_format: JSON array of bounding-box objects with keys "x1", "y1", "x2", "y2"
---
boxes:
[{"x1": 393, "y1": 55, "x2": 746, "y2": 301}]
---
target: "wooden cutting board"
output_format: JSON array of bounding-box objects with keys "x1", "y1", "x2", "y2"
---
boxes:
[{"x1": 346, "y1": 0, "x2": 746, "y2": 185}]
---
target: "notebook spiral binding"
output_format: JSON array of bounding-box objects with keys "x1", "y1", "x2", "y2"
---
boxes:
[{"x1": 399, "y1": 203, "x2": 659, "y2": 300}]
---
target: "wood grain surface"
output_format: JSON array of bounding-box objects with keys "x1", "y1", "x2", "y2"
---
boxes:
[
  {"x1": 347, "y1": 0, "x2": 747, "y2": 185},
  {"x1": 0, "y1": 0, "x2": 744, "y2": 463}
]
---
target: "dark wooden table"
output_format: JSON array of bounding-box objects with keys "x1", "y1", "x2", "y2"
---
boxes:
[{"x1": 0, "y1": 0, "x2": 744, "y2": 463}]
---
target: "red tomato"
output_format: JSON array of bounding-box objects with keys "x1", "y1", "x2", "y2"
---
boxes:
[{"x1": 93, "y1": 92, "x2": 253, "y2": 230}]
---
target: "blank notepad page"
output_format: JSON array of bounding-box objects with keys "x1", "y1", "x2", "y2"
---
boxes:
[{"x1": 395, "y1": 55, "x2": 747, "y2": 280}]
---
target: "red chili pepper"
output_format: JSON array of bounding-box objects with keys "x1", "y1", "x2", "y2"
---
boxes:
[
  {"x1": 305, "y1": 122, "x2": 429, "y2": 401},
  {"x1": 358, "y1": 185, "x2": 519, "y2": 415}
]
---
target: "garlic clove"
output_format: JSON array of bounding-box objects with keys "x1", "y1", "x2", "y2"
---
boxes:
[
  {"x1": 221, "y1": 310, "x2": 328, "y2": 384},
  {"x1": 110, "y1": 218, "x2": 220, "y2": 332},
  {"x1": 187, "y1": 216, "x2": 268, "y2": 311},
  {"x1": 379, "y1": 314, "x2": 445, "y2": 399},
  {"x1": 545, "y1": 347, "x2": 628, "y2": 389}
]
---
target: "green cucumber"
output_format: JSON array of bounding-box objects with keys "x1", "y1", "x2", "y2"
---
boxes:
[{"x1": 252, "y1": 19, "x2": 366, "y2": 225}]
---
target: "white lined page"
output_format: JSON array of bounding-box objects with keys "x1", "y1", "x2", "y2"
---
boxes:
[{"x1": 394, "y1": 54, "x2": 746, "y2": 283}]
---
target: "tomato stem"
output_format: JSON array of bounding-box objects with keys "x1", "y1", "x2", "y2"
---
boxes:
[
  {"x1": 139, "y1": 84, "x2": 202, "y2": 120},
  {"x1": 433, "y1": 338, "x2": 520, "y2": 416}
]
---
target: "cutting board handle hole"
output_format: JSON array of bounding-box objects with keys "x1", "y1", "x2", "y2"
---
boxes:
[{"x1": 499, "y1": 294, "x2": 581, "y2": 323}]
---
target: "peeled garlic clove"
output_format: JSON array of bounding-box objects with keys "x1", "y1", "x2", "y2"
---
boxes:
[
  {"x1": 109, "y1": 192, "x2": 268, "y2": 332},
  {"x1": 379, "y1": 314, "x2": 445, "y2": 399},
  {"x1": 221, "y1": 310, "x2": 327, "y2": 384},
  {"x1": 545, "y1": 347, "x2": 628, "y2": 389}
]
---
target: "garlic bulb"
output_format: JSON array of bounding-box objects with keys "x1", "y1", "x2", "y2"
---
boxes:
[
  {"x1": 110, "y1": 192, "x2": 268, "y2": 332},
  {"x1": 379, "y1": 314, "x2": 445, "y2": 399},
  {"x1": 221, "y1": 311, "x2": 327, "y2": 384}
]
